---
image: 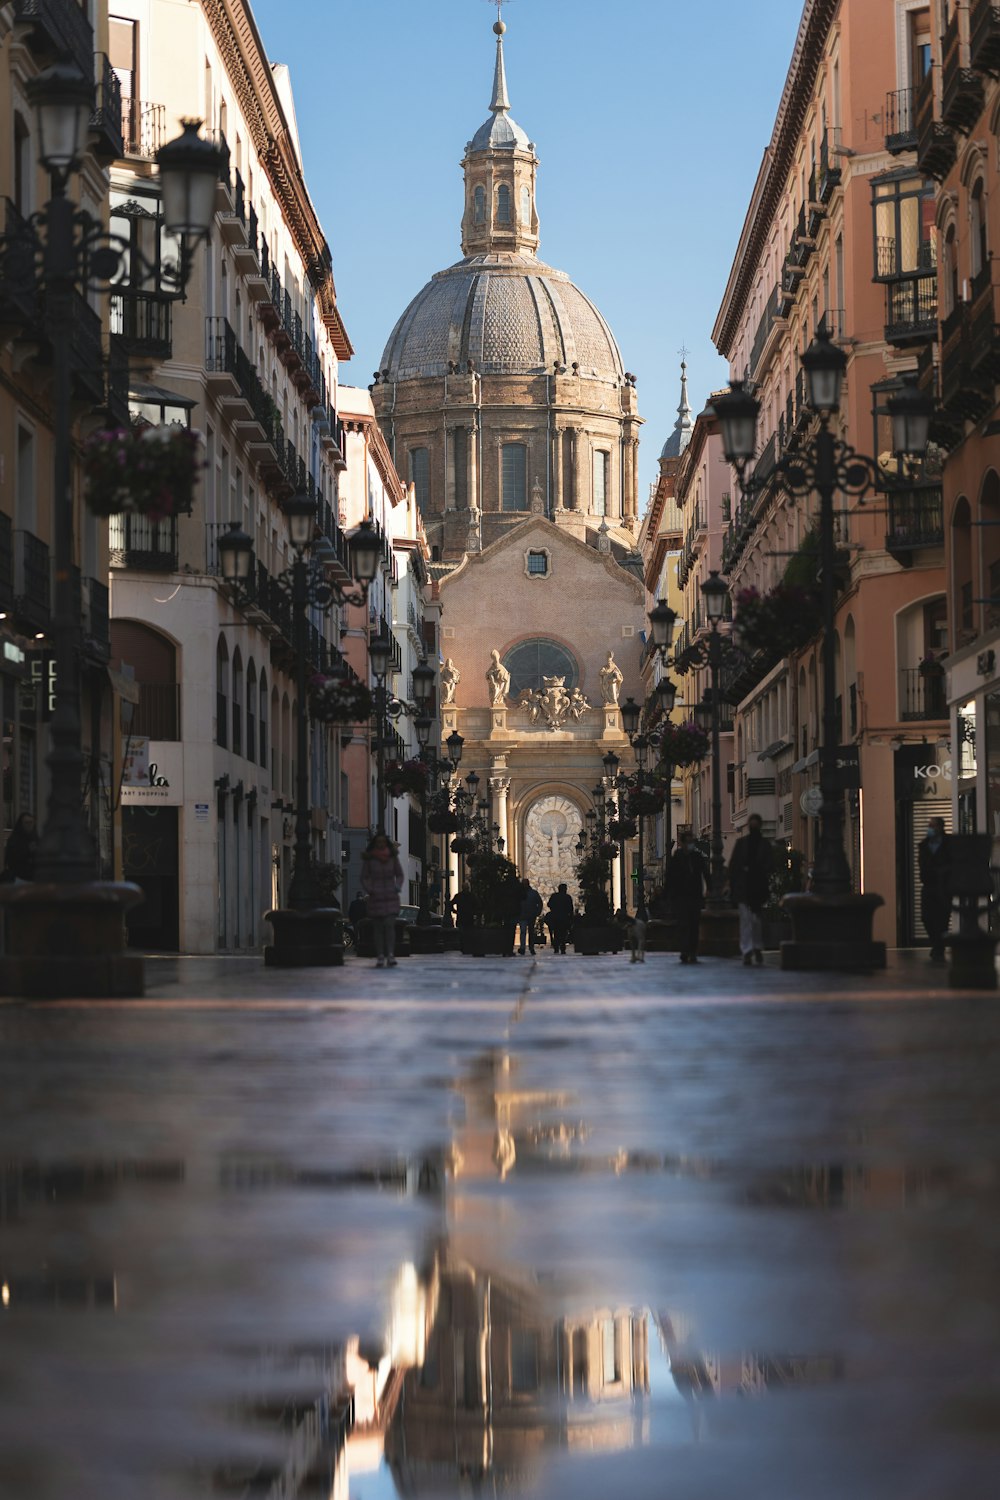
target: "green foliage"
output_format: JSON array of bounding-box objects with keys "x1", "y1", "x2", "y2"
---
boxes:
[{"x1": 467, "y1": 849, "x2": 520, "y2": 927}]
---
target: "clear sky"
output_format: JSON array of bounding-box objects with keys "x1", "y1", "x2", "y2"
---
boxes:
[{"x1": 248, "y1": 0, "x2": 806, "y2": 504}]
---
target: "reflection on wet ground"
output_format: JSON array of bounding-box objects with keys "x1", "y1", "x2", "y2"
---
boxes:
[{"x1": 2, "y1": 953, "x2": 999, "y2": 1497}]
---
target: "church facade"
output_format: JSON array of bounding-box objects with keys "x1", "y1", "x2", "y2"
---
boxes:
[{"x1": 372, "y1": 18, "x2": 647, "y2": 903}]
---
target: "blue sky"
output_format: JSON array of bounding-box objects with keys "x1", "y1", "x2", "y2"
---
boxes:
[{"x1": 249, "y1": 0, "x2": 806, "y2": 502}]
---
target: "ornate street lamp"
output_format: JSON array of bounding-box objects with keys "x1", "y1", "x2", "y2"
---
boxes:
[
  {"x1": 446, "y1": 730, "x2": 465, "y2": 768},
  {"x1": 0, "y1": 74, "x2": 224, "y2": 998},
  {"x1": 714, "y1": 325, "x2": 933, "y2": 970},
  {"x1": 219, "y1": 502, "x2": 377, "y2": 966}
]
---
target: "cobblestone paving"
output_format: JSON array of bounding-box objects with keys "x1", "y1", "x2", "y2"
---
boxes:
[{"x1": 1, "y1": 948, "x2": 998, "y2": 1498}]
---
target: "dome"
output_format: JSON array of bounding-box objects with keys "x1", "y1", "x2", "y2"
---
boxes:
[
  {"x1": 379, "y1": 252, "x2": 625, "y2": 384},
  {"x1": 469, "y1": 111, "x2": 531, "y2": 152}
]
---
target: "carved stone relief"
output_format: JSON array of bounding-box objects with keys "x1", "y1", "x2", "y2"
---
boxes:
[{"x1": 523, "y1": 795, "x2": 583, "y2": 903}]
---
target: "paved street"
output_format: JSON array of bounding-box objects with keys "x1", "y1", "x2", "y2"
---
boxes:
[{"x1": 2, "y1": 948, "x2": 999, "y2": 1499}]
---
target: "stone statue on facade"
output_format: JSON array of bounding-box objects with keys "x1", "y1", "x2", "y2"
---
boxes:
[
  {"x1": 440, "y1": 657, "x2": 460, "y2": 705},
  {"x1": 599, "y1": 650, "x2": 624, "y2": 706},
  {"x1": 530, "y1": 475, "x2": 545, "y2": 514},
  {"x1": 486, "y1": 649, "x2": 510, "y2": 706}
]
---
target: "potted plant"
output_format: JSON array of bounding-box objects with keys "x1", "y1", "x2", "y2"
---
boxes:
[
  {"x1": 381, "y1": 758, "x2": 428, "y2": 797},
  {"x1": 83, "y1": 424, "x2": 204, "y2": 519},
  {"x1": 427, "y1": 797, "x2": 459, "y2": 835},
  {"x1": 656, "y1": 720, "x2": 709, "y2": 769},
  {"x1": 918, "y1": 652, "x2": 946, "y2": 677},
  {"x1": 627, "y1": 786, "x2": 666, "y2": 818},
  {"x1": 465, "y1": 849, "x2": 521, "y2": 955},
  {"x1": 309, "y1": 671, "x2": 374, "y2": 724}
]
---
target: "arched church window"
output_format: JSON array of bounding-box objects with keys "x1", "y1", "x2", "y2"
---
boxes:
[
  {"x1": 409, "y1": 447, "x2": 430, "y2": 513},
  {"x1": 520, "y1": 185, "x2": 530, "y2": 224},
  {"x1": 474, "y1": 184, "x2": 485, "y2": 224},
  {"x1": 496, "y1": 184, "x2": 511, "y2": 224},
  {"x1": 502, "y1": 639, "x2": 579, "y2": 697},
  {"x1": 593, "y1": 450, "x2": 609, "y2": 516},
  {"x1": 501, "y1": 443, "x2": 527, "y2": 510}
]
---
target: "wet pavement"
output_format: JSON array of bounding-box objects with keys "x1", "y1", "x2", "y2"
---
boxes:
[{"x1": 2, "y1": 947, "x2": 999, "y2": 1498}]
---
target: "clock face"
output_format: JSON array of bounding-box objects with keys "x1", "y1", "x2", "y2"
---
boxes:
[{"x1": 800, "y1": 786, "x2": 824, "y2": 817}]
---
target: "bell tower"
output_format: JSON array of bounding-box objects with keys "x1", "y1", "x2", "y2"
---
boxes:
[{"x1": 460, "y1": 18, "x2": 539, "y2": 258}]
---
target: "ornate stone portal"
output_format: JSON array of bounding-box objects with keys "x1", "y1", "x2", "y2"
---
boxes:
[{"x1": 523, "y1": 795, "x2": 583, "y2": 902}]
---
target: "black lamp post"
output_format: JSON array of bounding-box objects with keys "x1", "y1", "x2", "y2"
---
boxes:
[
  {"x1": 0, "y1": 70, "x2": 224, "y2": 998},
  {"x1": 713, "y1": 327, "x2": 932, "y2": 969},
  {"x1": 653, "y1": 673, "x2": 679, "y2": 862},
  {"x1": 414, "y1": 713, "x2": 434, "y2": 929},
  {"x1": 602, "y1": 749, "x2": 623, "y2": 911},
  {"x1": 368, "y1": 627, "x2": 393, "y2": 834},
  {"x1": 219, "y1": 506, "x2": 379, "y2": 965}
]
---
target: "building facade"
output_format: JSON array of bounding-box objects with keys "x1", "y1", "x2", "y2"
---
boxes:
[
  {"x1": 372, "y1": 17, "x2": 647, "y2": 904},
  {"x1": 712, "y1": 0, "x2": 949, "y2": 947}
]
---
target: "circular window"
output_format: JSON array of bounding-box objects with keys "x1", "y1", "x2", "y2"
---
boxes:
[{"x1": 502, "y1": 639, "x2": 578, "y2": 696}]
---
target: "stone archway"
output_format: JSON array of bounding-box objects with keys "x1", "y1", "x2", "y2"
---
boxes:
[{"x1": 522, "y1": 794, "x2": 583, "y2": 902}]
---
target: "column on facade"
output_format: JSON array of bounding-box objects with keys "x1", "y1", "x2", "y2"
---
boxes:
[
  {"x1": 445, "y1": 423, "x2": 456, "y2": 510},
  {"x1": 551, "y1": 426, "x2": 563, "y2": 509},
  {"x1": 611, "y1": 845, "x2": 622, "y2": 914},
  {"x1": 576, "y1": 430, "x2": 589, "y2": 514},
  {"x1": 563, "y1": 428, "x2": 577, "y2": 510},
  {"x1": 490, "y1": 775, "x2": 510, "y2": 854},
  {"x1": 469, "y1": 413, "x2": 480, "y2": 514}
]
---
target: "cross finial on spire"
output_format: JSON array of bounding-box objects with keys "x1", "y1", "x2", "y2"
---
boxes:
[{"x1": 488, "y1": 0, "x2": 511, "y2": 111}]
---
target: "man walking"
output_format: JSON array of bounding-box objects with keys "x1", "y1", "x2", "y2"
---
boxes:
[
  {"x1": 918, "y1": 815, "x2": 952, "y2": 961},
  {"x1": 666, "y1": 830, "x2": 708, "y2": 964},
  {"x1": 517, "y1": 879, "x2": 543, "y2": 955},
  {"x1": 546, "y1": 883, "x2": 575, "y2": 954},
  {"x1": 728, "y1": 814, "x2": 774, "y2": 966}
]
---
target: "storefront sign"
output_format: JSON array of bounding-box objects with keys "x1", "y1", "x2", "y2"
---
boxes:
[
  {"x1": 121, "y1": 740, "x2": 183, "y2": 804},
  {"x1": 894, "y1": 743, "x2": 953, "y2": 801}
]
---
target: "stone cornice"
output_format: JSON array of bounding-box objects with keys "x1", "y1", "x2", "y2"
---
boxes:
[
  {"x1": 201, "y1": 0, "x2": 352, "y2": 354},
  {"x1": 713, "y1": 0, "x2": 838, "y2": 358},
  {"x1": 344, "y1": 411, "x2": 406, "y2": 504},
  {"x1": 439, "y1": 516, "x2": 644, "y2": 599}
]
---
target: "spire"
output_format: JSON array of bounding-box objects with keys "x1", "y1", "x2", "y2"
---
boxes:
[
  {"x1": 660, "y1": 358, "x2": 694, "y2": 462},
  {"x1": 490, "y1": 20, "x2": 510, "y2": 112}
]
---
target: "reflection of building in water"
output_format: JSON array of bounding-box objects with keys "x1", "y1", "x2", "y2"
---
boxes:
[
  {"x1": 656, "y1": 1313, "x2": 844, "y2": 1402},
  {"x1": 383, "y1": 1244, "x2": 649, "y2": 1491}
]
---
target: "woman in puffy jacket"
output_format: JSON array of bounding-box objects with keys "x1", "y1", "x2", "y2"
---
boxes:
[{"x1": 360, "y1": 833, "x2": 404, "y2": 968}]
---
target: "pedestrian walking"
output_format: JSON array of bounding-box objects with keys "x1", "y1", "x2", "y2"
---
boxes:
[
  {"x1": 516, "y1": 878, "x2": 543, "y2": 954},
  {"x1": 727, "y1": 813, "x2": 774, "y2": 966},
  {"x1": 546, "y1": 883, "x2": 574, "y2": 954},
  {"x1": 359, "y1": 833, "x2": 404, "y2": 968},
  {"x1": 1, "y1": 813, "x2": 37, "y2": 883},
  {"x1": 918, "y1": 815, "x2": 952, "y2": 961},
  {"x1": 666, "y1": 830, "x2": 708, "y2": 964},
  {"x1": 450, "y1": 882, "x2": 477, "y2": 935}
]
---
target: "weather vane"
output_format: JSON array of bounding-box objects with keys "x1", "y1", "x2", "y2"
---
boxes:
[{"x1": 678, "y1": 343, "x2": 690, "y2": 364}]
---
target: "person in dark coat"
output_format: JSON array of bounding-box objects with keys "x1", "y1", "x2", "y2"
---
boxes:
[
  {"x1": 2, "y1": 813, "x2": 37, "y2": 883},
  {"x1": 727, "y1": 813, "x2": 774, "y2": 965},
  {"x1": 516, "y1": 879, "x2": 543, "y2": 955},
  {"x1": 666, "y1": 830, "x2": 708, "y2": 964},
  {"x1": 918, "y1": 815, "x2": 952, "y2": 961},
  {"x1": 546, "y1": 883, "x2": 575, "y2": 954},
  {"x1": 359, "y1": 833, "x2": 404, "y2": 968},
  {"x1": 450, "y1": 883, "x2": 477, "y2": 933}
]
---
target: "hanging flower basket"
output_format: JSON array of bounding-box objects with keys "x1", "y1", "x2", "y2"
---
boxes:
[
  {"x1": 427, "y1": 809, "x2": 459, "y2": 835},
  {"x1": 381, "y1": 758, "x2": 428, "y2": 797},
  {"x1": 597, "y1": 840, "x2": 619, "y2": 861},
  {"x1": 627, "y1": 787, "x2": 666, "y2": 818},
  {"x1": 309, "y1": 672, "x2": 373, "y2": 723},
  {"x1": 607, "y1": 817, "x2": 638, "y2": 842},
  {"x1": 83, "y1": 424, "x2": 203, "y2": 520},
  {"x1": 450, "y1": 836, "x2": 476, "y2": 855},
  {"x1": 657, "y1": 720, "x2": 710, "y2": 769},
  {"x1": 733, "y1": 582, "x2": 822, "y2": 661}
]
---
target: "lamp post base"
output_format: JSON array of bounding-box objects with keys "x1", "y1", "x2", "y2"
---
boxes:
[
  {"x1": 0, "y1": 881, "x2": 145, "y2": 999},
  {"x1": 780, "y1": 892, "x2": 886, "y2": 971},
  {"x1": 698, "y1": 906, "x2": 740, "y2": 957},
  {"x1": 263, "y1": 907, "x2": 344, "y2": 968},
  {"x1": 947, "y1": 933, "x2": 998, "y2": 990}
]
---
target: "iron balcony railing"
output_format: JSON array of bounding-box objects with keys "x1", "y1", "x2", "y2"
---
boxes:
[
  {"x1": 970, "y1": 0, "x2": 1000, "y2": 73},
  {"x1": 900, "y1": 667, "x2": 947, "y2": 721},
  {"x1": 748, "y1": 284, "x2": 782, "y2": 377},
  {"x1": 121, "y1": 98, "x2": 164, "y2": 158},
  {"x1": 885, "y1": 277, "x2": 938, "y2": 344},
  {"x1": 885, "y1": 87, "x2": 917, "y2": 153},
  {"x1": 886, "y1": 485, "x2": 944, "y2": 555},
  {"x1": 90, "y1": 53, "x2": 123, "y2": 161},
  {"x1": 110, "y1": 288, "x2": 172, "y2": 358},
  {"x1": 14, "y1": 530, "x2": 50, "y2": 629},
  {"x1": 109, "y1": 514, "x2": 178, "y2": 571},
  {"x1": 0, "y1": 514, "x2": 13, "y2": 615},
  {"x1": 941, "y1": 10, "x2": 985, "y2": 132}
]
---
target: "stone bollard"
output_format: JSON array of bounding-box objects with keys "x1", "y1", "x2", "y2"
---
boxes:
[{"x1": 946, "y1": 833, "x2": 997, "y2": 990}]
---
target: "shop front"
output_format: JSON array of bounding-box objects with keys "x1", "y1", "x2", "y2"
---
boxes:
[{"x1": 893, "y1": 742, "x2": 953, "y2": 947}]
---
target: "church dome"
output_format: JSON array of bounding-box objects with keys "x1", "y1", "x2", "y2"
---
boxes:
[{"x1": 378, "y1": 251, "x2": 625, "y2": 384}]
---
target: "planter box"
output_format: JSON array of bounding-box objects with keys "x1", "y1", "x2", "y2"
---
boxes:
[
  {"x1": 572, "y1": 924, "x2": 624, "y2": 955},
  {"x1": 464, "y1": 927, "x2": 512, "y2": 956}
]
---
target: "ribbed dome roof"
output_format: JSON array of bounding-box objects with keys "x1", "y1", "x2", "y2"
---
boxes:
[{"x1": 379, "y1": 252, "x2": 625, "y2": 384}]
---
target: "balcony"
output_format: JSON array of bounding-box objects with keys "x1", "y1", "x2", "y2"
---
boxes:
[
  {"x1": 232, "y1": 198, "x2": 259, "y2": 275},
  {"x1": 109, "y1": 514, "x2": 178, "y2": 572},
  {"x1": 884, "y1": 275, "x2": 937, "y2": 346},
  {"x1": 89, "y1": 54, "x2": 123, "y2": 164},
  {"x1": 941, "y1": 12, "x2": 985, "y2": 133},
  {"x1": 900, "y1": 666, "x2": 947, "y2": 722},
  {"x1": 885, "y1": 87, "x2": 917, "y2": 154},
  {"x1": 11, "y1": 0, "x2": 94, "y2": 83},
  {"x1": 0, "y1": 515, "x2": 14, "y2": 616},
  {"x1": 14, "y1": 530, "x2": 50, "y2": 633},
  {"x1": 219, "y1": 167, "x2": 247, "y2": 247},
  {"x1": 110, "y1": 289, "x2": 172, "y2": 359},
  {"x1": 968, "y1": 263, "x2": 1000, "y2": 383},
  {"x1": 970, "y1": 0, "x2": 1000, "y2": 73},
  {"x1": 259, "y1": 263, "x2": 283, "y2": 337},
  {"x1": 748, "y1": 284, "x2": 783, "y2": 379},
  {"x1": 0, "y1": 199, "x2": 41, "y2": 333},
  {"x1": 82, "y1": 576, "x2": 110, "y2": 663},
  {"x1": 751, "y1": 429, "x2": 778, "y2": 492},
  {"x1": 915, "y1": 68, "x2": 957, "y2": 179},
  {"x1": 121, "y1": 99, "x2": 164, "y2": 159},
  {"x1": 818, "y1": 127, "x2": 842, "y2": 202},
  {"x1": 885, "y1": 484, "x2": 944, "y2": 565}
]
